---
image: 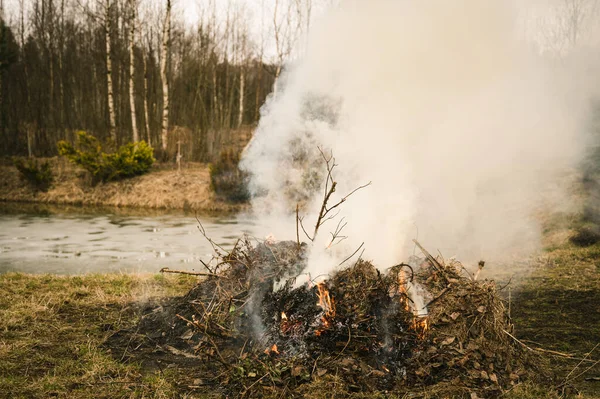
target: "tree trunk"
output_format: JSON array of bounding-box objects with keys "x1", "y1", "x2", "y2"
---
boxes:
[
  {"x1": 254, "y1": 61, "x2": 262, "y2": 123},
  {"x1": 237, "y1": 66, "x2": 245, "y2": 128},
  {"x1": 212, "y1": 66, "x2": 218, "y2": 126},
  {"x1": 143, "y1": 51, "x2": 151, "y2": 146},
  {"x1": 273, "y1": 64, "x2": 281, "y2": 95},
  {"x1": 58, "y1": 0, "x2": 65, "y2": 128},
  {"x1": 129, "y1": 0, "x2": 138, "y2": 142},
  {"x1": 160, "y1": 0, "x2": 171, "y2": 152},
  {"x1": 105, "y1": 0, "x2": 117, "y2": 142}
]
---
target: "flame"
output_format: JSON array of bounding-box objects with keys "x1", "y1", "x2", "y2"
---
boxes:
[
  {"x1": 397, "y1": 269, "x2": 430, "y2": 340},
  {"x1": 264, "y1": 343, "x2": 279, "y2": 355},
  {"x1": 413, "y1": 316, "x2": 429, "y2": 340},
  {"x1": 397, "y1": 269, "x2": 411, "y2": 312},
  {"x1": 281, "y1": 312, "x2": 288, "y2": 320},
  {"x1": 315, "y1": 283, "x2": 336, "y2": 335}
]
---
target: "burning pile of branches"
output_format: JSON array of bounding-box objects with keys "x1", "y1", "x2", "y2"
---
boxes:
[{"x1": 111, "y1": 151, "x2": 544, "y2": 398}]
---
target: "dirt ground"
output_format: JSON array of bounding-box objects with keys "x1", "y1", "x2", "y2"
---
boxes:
[{"x1": 0, "y1": 158, "x2": 247, "y2": 213}]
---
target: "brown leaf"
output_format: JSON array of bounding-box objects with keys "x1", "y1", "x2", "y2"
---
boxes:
[
  {"x1": 339, "y1": 358, "x2": 355, "y2": 367},
  {"x1": 477, "y1": 305, "x2": 486, "y2": 313},
  {"x1": 490, "y1": 373, "x2": 498, "y2": 383},
  {"x1": 450, "y1": 312, "x2": 460, "y2": 320},
  {"x1": 509, "y1": 373, "x2": 520, "y2": 381},
  {"x1": 441, "y1": 336, "x2": 456, "y2": 346},
  {"x1": 371, "y1": 370, "x2": 386, "y2": 377},
  {"x1": 317, "y1": 368, "x2": 327, "y2": 377},
  {"x1": 292, "y1": 366, "x2": 305, "y2": 377},
  {"x1": 480, "y1": 370, "x2": 489, "y2": 380}
]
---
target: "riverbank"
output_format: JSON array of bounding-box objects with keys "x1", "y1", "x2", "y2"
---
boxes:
[{"x1": 0, "y1": 158, "x2": 248, "y2": 213}]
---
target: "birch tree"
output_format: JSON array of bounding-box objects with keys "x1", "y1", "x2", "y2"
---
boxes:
[
  {"x1": 160, "y1": 0, "x2": 171, "y2": 152},
  {"x1": 128, "y1": 0, "x2": 138, "y2": 142},
  {"x1": 104, "y1": 0, "x2": 117, "y2": 142}
]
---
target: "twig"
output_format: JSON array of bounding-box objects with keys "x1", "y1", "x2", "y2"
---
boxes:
[
  {"x1": 199, "y1": 259, "x2": 214, "y2": 274},
  {"x1": 424, "y1": 284, "x2": 452, "y2": 309},
  {"x1": 412, "y1": 239, "x2": 444, "y2": 274},
  {"x1": 334, "y1": 325, "x2": 352, "y2": 360},
  {"x1": 160, "y1": 267, "x2": 220, "y2": 277},
  {"x1": 177, "y1": 314, "x2": 230, "y2": 367},
  {"x1": 558, "y1": 359, "x2": 600, "y2": 390},
  {"x1": 338, "y1": 242, "x2": 365, "y2": 266},
  {"x1": 502, "y1": 329, "x2": 534, "y2": 352},
  {"x1": 392, "y1": 263, "x2": 415, "y2": 282},
  {"x1": 195, "y1": 214, "x2": 228, "y2": 254},
  {"x1": 502, "y1": 329, "x2": 600, "y2": 366},
  {"x1": 311, "y1": 147, "x2": 371, "y2": 241},
  {"x1": 298, "y1": 215, "x2": 313, "y2": 241},
  {"x1": 565, "y1": 343, "x2": 600, "y2": 381},
  {"x1": 296, "y1": 204, "x2": 301, "y2": 249},
  {"x1": 241, "y1": 372, "x2": 270, "y2": 397},
  {"x1": 327, "y1": 217, "x2": 348, "y2": 248}
]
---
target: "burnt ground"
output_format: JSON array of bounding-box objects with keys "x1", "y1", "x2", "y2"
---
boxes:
[
  {"x1": 101, "y1": 241, "x2": 582, "y2": 399},
  {"x1": 1, "y1": 243, "x2": 598, "y2": 398}
]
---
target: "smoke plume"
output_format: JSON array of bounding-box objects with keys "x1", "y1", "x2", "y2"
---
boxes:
[{"x1": 241, "y1": 0, "x2": 596, "y2": 278}]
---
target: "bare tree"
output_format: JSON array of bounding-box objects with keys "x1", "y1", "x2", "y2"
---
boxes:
[
  {"x1": 160, "y1": 0, "x2": 171, "y2": 152},
  {"x1": 536, "y1": 0, "x2": 600, "y2": 55},
  {"x1": 143, "y1": 34, "x2": 152, "y2": 145},
  {"x1": 272, "y1": 0, "x2": 301, "y2": 94},
  {"x1": 105, "y1": 0, "x2": 117, "y2": 142},
  {"x1": 128, "y1": 0, "x2": 138, "y2": 142}
]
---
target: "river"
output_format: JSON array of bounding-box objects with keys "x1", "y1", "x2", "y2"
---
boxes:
[{"x1": 0, "y1": 203, "x2": 257, "y2": 274}]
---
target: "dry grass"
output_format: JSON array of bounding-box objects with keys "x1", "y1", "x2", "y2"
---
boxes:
[
  {"x1": 0, "y1": 158, "x2": 247, "y2": 213},
  {"x1": 0, "y1": 272, "x2": 211, "y2": 399}
]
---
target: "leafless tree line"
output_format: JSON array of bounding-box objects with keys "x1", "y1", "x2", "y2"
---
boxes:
[{"x1": 0, "y1": 0, "x2": 313, "y2": 161}]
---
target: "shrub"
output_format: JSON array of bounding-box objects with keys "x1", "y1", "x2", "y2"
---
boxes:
[
  {"x1": 13, "y1": 157, "x2": 54, "y2": 192},
  {"x1": 57, "y1": 131, "x2": 155, "y2": 185},
  {"x1": 209, "y1": 149, "x2": 250, "y2": 203}
]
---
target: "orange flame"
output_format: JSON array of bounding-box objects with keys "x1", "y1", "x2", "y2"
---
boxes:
[
  {"x1": 397, "y1": 270, "x2": 411, "y2": 312},
  {"x1": 264, "y1": 343, "x2": 279, "y2": 355},
  {"x1": 397, "y1": 269, "x2": 430, "y2": 340},
  {"x1": 413, "y1": 316, "x2": 429, "y2": 340},
  {"x1": 315, "y1": 283, "x2": 336, "y2": 335}
]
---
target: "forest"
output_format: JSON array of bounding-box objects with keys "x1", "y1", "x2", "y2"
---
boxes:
[{"x1": 0, "y1": 0, "x2": 314, "y2": 162}]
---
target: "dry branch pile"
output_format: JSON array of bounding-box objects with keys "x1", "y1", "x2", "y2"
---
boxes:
[
  {"x1": 108, "y1": 151, "x2": 547, "y2": 397},
  {"x1": 111, "y1": 236, "x2": 543, "y2": 398}
]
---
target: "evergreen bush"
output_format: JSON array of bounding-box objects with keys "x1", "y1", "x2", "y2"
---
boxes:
[
  {"x1": 209, "y1": 149, "x2": 250, "y2": 203},
  {"x1": 13, "y1": 157, "x2": 54, "y2": 192},
  {"x1": 57, "y1": 131, "x2": 155, "y2": 185}
]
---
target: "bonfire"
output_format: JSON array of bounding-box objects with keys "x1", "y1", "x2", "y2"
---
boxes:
[{"x1": 111, "y1": 150, "x2": 544, "y2": 398}]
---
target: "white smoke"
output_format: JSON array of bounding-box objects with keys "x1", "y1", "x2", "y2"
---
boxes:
[{"x1": 241, "y1": 0, "x2": 597, "y2": 278}]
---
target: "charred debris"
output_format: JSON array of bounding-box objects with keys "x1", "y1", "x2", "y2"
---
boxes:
[{"x1": 109, "y1": 150, "x2": 544, "y2": 398}]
